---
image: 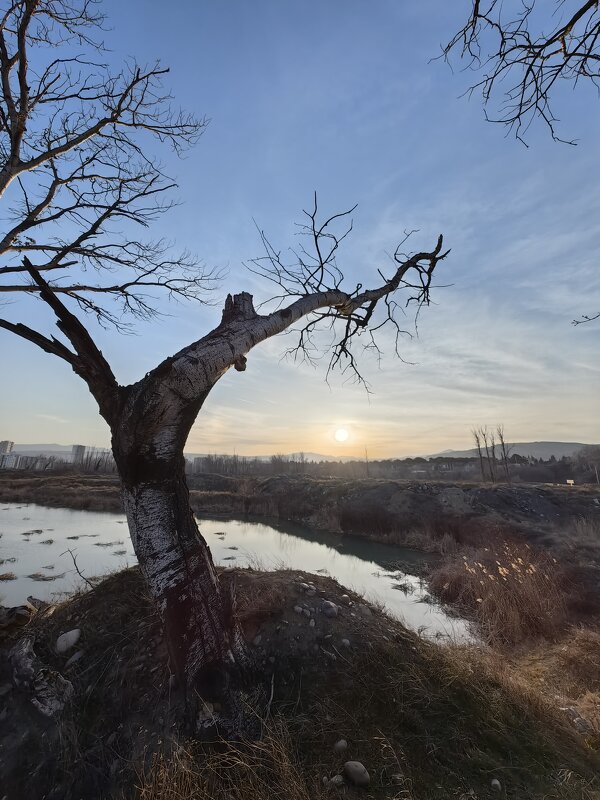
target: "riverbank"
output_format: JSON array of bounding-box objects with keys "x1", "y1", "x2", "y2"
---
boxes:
[
  {"x1": 1, "y1": 565, "x2": 599, "y2": 799},
  {"x1": 2, "y1": 472, "x2": 599, "y2": 552}
]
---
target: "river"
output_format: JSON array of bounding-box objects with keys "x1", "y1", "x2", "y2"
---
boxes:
[{"x1": 0, "y1": 502, "x2": 469, "y2": 640}]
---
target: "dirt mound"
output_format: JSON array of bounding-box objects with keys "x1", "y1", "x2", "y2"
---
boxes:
[{"x1": 1, "y1": 567, "x2": 598, "y2": 799}]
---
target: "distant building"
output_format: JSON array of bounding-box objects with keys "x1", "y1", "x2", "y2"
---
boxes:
[
  {"x1": 0, "y1": 440, "x2": 14, "y2": 455},
  {"x1": 71, "y1": 444, "x2": 86, "y2": 465},
  {"x1": 0, "y1": 453, "x2": 21, "y2": 469}
]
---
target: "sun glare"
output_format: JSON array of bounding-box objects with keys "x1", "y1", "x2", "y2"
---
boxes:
[{"x1": 334, "y1": 427, "x2": 349, "y2": 443}]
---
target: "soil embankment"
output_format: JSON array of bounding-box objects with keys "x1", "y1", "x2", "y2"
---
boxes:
[
  {"x1": 1, "y1": 566, "x2": 599, "y2": 799},
  {"x1": 2, "y1": 472, "x2": 599, "y2": 552}
]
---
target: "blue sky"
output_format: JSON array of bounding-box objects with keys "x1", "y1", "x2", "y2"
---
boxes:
[{"x1": 1, "y1": 0, "x2": 599, "y2": 457}]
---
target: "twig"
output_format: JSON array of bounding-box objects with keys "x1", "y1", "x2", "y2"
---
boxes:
[{"x1": 60, "y1": 547, "x2": 96, "y2": 590}]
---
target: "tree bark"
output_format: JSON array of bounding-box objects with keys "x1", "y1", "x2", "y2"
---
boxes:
[{"x1": 111, "y1": 385, "x2": 255, "y2": 736}]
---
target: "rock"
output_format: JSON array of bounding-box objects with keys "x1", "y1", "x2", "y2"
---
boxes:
[
  {"x1": 0, "y1": 603, "x2": 35, "y2": 630},
  {"x1": 341, "y1": 638, "x2": 350, "y2": 647},
  {"x1": 309, "y1": 619, "x2": 316, "y2": 628},
  {"x1": 64, "y1": 650, "x2": 84, "y2": 669},
  {"x1": 253, "y1": 635, "x2": 262, "y2": 646},
  {"x1": 33, "y1": 670, "x2": 74, "y2": 717},
  {"x1": 293, "y1": 605, "x2": 303, "y2": 615},
  {"x1": 9, "y1": 638, "x2": 37, "y2": 687},
  {"x1": 491, "y1": 778, "x2": 502, "y2": 792},
  {"x1": 573, "y1": 716, "x2": 593, "y2": 734},
  {"x1": 303, "y1": 608, "x2": 311, "y2": 618},
  {"x1": 357, "y1": 604, "x2": 372, "y2": 617},
  {"x1": 343, "y1": 761, "x2": 370, "y2": 788},
  {"x1": 329, "y1": 774, "x2": 345, "y2": 788},
  {"x1": 306, "y1": 587, "x2": 317, "y2": 597},
  {"x1": 322, "y1": 600, "x2": 339, "y2": 618},
  {"x1": 27, "y1": 596, "x2": 50, "y2": 612},
  {"x1": 9, "y1": 637, "x2": 73, "y2": 716},
  {"x1": 56, "y1": 629, "x2": 81, "y2": 654},
  {"x1": 333, "y1": 738, "x2": 348, "y2": 753}
]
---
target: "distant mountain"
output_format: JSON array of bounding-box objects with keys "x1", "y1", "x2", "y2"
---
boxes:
[
  {"x1": 425, "y1": 441, "x2": 593, "y2": 461},
  {"x1": 13, "y1": 443, "x2": 73, "y2": 456},
  {"x1": 184, "y1": 451, "x2": 358, "y2": 463}
]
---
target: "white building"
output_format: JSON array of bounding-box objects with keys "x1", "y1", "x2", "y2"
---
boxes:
[{"x1": 71, "y1": 444, "x2": 86, "y2": 465}]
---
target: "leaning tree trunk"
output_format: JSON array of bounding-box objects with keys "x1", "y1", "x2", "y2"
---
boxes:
[{"x1": 111, "y1": 386, "x2": 256, "y2": 736}]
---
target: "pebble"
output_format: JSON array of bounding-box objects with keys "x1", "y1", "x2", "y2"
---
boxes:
[
  {"x1": 341, "y1": 638, "x2": 350, "y2": 648},
  {"x1": 333, "y1": 738, "x2": 348, "y2": 753},
  {"x1": 322, "y1": 600, "x2": 339, "y2": 618},
  {"x1": 358, "y1": 604, "x2": 372, "y2": 617},
  {"x1": 309, "y1": 619, "x2": 315, "y2": 628},
  {"x1": 343, "y1": 761, "x2": 370, "y2": 788},
  {"x1": 64, "y1": 650, "x2": 84, "y2": 669},
  {"x1": 306, "y1": 587, "x2": 316, "y2": 597},
  {"x1": 56, "y1": 629, "x2": 81, "y2": 654},
  {"x1": 253, "y1": 635, "x2": 262, "y2": 646},
  {"x1": 293, "y1": 605, "x2": 303, "y2": 614},
  {"x1": 491, "y1": 778, "x2": 502, "y2": 792},
  {"x1": 303, "y1": 608, "x2": 311, "y2": 618},
  {"x1": 329, "y1": 774, "x2": 345, "y2": 788}
]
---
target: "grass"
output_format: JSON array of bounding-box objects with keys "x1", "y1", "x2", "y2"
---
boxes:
[
  {"x1": 133, "y1": 719, "x2": 326, "y2": 800},
  {"x1": 428, "y1": 541, "x2": 570, "y2": 645},
  {"x1": 134, "y1": 628, "x2": 600, "y2": 800},
  {"x1": 3, "y1": 565, "x2": 599, "y2": 799}
]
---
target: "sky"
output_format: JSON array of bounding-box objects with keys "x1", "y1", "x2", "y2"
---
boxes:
[{"x1": 1, "y1": 0, "x2": 599, "y2": 458}]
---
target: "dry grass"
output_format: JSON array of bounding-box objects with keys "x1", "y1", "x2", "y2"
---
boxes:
[
  {"x1": 132, "y1": 632, "x2": 600, "y2": 800},
  {"x1": 0, "y1": 571, "x2": 17, "y2": 580},
  {"x1": 0, "y1": 474, "x2": 122, "y2": 511},
  {"x1": 3, "y1": 565, "x2": 600, "y2": 800},
  {"x1": 134, "y1": 718, "x2": 326, "y2": 800},
  {"x1": 429, "y1": 542, "x2": 570, "y2": 645},
  {"x1": 557, "y1": 628, "x2": 600, "y2": 694}
]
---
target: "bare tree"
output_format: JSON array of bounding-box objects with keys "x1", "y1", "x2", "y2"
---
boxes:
[
  {"x1": 480, "y1": 426, "x2": 497, "y2": 482},
  {"x1": 0, "y1": 0, "x2": 449, "y2": 740},
  {"x1": 444, "y1": 1, "x2": 600, "y2": 145},
  {"x1": 496, "y1": 424, "x2": 512, "y2": 485},
  {"x1": 445, "y1": 2, "x2": 600, "y2": 327},
  {"x1": 0, "y1": 0, "x2": 214, "y2": 328},
  {"x1": 472, "y1": 427, "x2": 486, "y2": 480}
]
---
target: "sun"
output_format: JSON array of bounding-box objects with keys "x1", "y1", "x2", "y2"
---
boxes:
[{"x1": 334, "y1": 427, "x2": 349, "y2": 443}]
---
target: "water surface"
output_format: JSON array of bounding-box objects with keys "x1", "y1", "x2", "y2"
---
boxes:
[{"x1": 0, "y1": 503, "x2": 468, "y2": 639}]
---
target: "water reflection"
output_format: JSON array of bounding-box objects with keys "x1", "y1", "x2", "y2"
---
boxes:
[{"x1": 0, "y1": 503, "x2": 469, "y2": 640}]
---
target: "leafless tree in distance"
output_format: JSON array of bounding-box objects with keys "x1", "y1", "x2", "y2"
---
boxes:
[
  {"x1": 0, "y1": 1, "x2": 449, "y2": 737},
  {"x1": 496, "y1": 424, "x2": 513, "y2": 485}
]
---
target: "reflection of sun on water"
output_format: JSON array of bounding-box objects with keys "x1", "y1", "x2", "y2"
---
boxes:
[{"x1": 334, "y1": 427, "x2": 349, "y2": 442}]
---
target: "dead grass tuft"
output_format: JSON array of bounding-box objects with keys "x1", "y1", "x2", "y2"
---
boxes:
[
  {"x1": 133, "y1": 718, "x2": 325, "y2": 800},
  {"x1": 429, "y1": 542, "x2": 570, "y2": 645},
  {"x1": 558, "y1": 628, "x2": 600, "y2": 693}
]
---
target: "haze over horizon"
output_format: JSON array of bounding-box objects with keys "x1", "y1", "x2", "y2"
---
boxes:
[{"x1": 1, "y1": 1, "x2": 598, "y2": 458}]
